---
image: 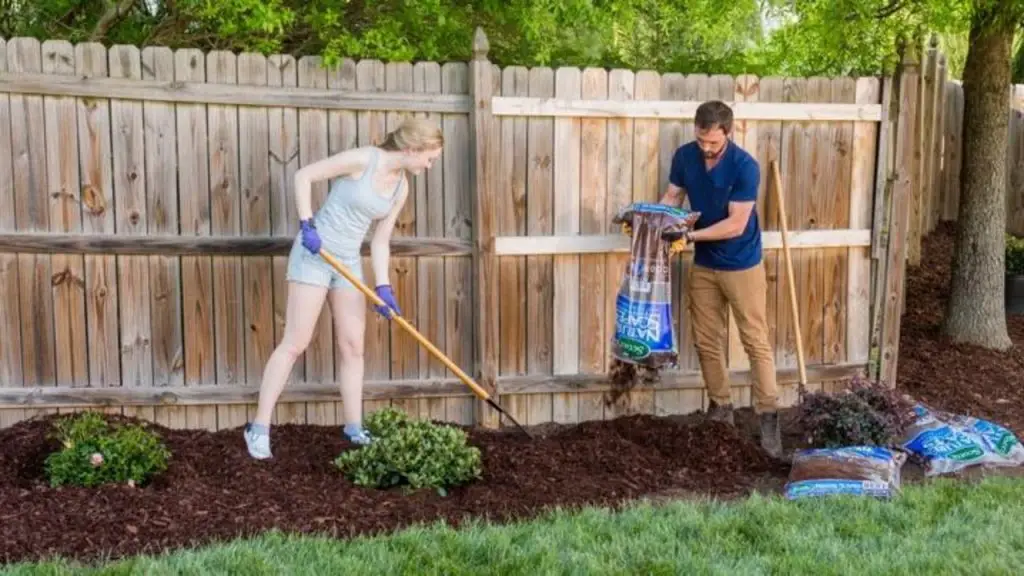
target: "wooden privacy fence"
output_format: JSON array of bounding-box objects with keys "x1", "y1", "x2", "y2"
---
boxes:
[
  {"x1": 0, "y1": 29, "x2": 921, "y2": 431},
  {"x1": 910, "y1": 36, "x2": 1024, "y2": 259}
]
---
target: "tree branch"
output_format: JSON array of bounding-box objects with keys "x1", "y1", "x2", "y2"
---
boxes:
[{"x1": 90, "y1": 0, "x2": 136, "y2": 42}]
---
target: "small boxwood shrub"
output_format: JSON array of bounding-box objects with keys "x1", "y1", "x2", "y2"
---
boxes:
[
  {"x1": 334, "y1": 407, "x2": 482, "y2": 494},
  {"x1": 795, "y1": 378, "x2": 917, "y2": 449},
  {"x1": 44, "y1": 411, "x2": 171, "y2": 488},
  {"x1": 1006, "y1": 233, "x2": 1024, "y2": 275}
]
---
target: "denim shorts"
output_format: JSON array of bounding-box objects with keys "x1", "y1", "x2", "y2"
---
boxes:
[{"x1": 284, "y1": 235, "x2": 364, "y2": 291}]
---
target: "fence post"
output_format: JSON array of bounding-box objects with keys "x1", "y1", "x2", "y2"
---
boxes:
[
  {"x1": 468, "y1": 28, "x2": 501, "y2": 428},
  {"x1": 877, "y1": 46, "x2": 920, "y2": 387}
]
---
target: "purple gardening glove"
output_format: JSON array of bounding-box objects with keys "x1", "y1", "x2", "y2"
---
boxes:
[
  {"x1": 374, "y1": 284, "x2": 401, "y2": 318},
  {"x1": 299, "y1": 219, "x2": 321, "y2": 254}
]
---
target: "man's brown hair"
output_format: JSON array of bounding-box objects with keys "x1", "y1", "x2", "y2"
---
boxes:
[{"x1": 694, "y1": 100, "x2": 733, "y2": 134}]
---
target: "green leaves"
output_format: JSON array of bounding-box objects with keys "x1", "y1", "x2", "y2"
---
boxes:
[
  {"x1": 334, "y1": 407, "x2": 482, "y2": 493},
  {"x1": 1006, "y1": 233, "x2": 1024, "y2": 275},
  {"x1": 44, "y1": 411, "x2": 172, "y2": 488}
]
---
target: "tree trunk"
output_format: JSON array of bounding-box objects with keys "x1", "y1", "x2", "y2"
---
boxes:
[{"x1": 943, "y1": 13, "x2": 1015, "y2": 350}]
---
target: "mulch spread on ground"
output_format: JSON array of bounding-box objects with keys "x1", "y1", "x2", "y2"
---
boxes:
[
  {"x1": 2, "y1": 222, "x2": 1022, "y2": 566},
  {"x1": 897, "y1": 222, "x2": 1024, "y2": 437},
  {"x1": 0, "y1": 412, "x2": 787, "y2": 565}
]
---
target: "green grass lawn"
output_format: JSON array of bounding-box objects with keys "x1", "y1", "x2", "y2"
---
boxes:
[{"x1": 6, "y1": 476, "x2": 1024, "y2": 576}]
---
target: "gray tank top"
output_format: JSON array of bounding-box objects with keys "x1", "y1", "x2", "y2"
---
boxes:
[{"x1": 313, "y1": 147, "x2": 401, "y2": 257}]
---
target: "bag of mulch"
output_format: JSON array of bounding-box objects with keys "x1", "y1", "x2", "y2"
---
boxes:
[
  {"x1": 609, "y1": 202, "x2": 700, "y2": 370},
  {"x1": 900, "y1": 404, "x2": 1024, "y2": 477},
  {"x1": 784, "y1": 446, "x2": 907, "y2": 500}
]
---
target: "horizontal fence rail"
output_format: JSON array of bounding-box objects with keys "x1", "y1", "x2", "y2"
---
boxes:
[
  {"x1": 0, "y1": 72, "x2": 473, "y2": 113},
  {"x1": 491, "y1": 97, "x2": 884, "y2": 121}
]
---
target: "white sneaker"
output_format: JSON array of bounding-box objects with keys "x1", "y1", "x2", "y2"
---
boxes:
[
  {"x1": 244, "y1": 424, "x2": 272, "y2": 459},
  {"x1": 345, "y1": 428, "x2": 374, "y2": 446}
]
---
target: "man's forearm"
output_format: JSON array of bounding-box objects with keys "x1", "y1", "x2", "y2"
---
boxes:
[{"x1": 691, "y1": 218, "x2": 744, "y2": 242}]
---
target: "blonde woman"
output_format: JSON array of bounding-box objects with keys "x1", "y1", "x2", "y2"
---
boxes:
[{"x1": 244, "y1": 117, "x2": 444, "y2": 460}]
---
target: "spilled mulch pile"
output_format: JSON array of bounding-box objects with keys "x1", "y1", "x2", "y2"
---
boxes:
[
  {"x1": 897, "y1": 221, "x2": 1024, "y2": 436},
  {"x1": 0, "y1": 412, "x2": 788, "y2": 565}
]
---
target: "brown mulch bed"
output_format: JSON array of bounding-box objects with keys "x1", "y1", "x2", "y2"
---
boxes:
[
  {"x1": 1, "y1": 222, "x2": 1022, "y2": 567},
  {"x1": 0, "y1": 412, "x2": 788, "y2": 565},
  {"x1": 897, "y1": 221, "x2": 1024, "y2": 436}
]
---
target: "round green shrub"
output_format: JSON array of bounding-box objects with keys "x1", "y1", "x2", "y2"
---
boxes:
[
  {"x1": 44, "y1": 411, "x2": 171, "y2": 488},
  {"x1": 334, "y1": 407, "x2": 482, "y2": 493}
]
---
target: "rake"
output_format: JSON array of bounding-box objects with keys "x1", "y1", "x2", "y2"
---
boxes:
[{"x1": 318, "y1": 247, "x2": 531, "y2": 438}]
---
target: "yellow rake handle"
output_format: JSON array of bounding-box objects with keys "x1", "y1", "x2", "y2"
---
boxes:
[{"x1": 317, "y1": 248, "x2": 492, "y2": 401}]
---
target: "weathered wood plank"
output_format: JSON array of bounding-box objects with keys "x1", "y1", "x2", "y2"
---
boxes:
[
  {"x1": 387, "y1": 61, "x2": 420, "y2": 407},
  {"x1": 604, "y1": 68, "x2": 635, "y2": 420},
  {"x1": 176, "y1": 48, "x2": 216, "y2": 395},
  {"x1": 75, "y1": 42, "x2": 120, "y2": 389},
  {"x1": 525, "y1": 66, "x2": 554, "y2": 426},
  {"x1": 442, "y1": 62, "x2": 476, "y2": 427},
  {"x1": 849, "y1": 77, "x2": 880, "y2": 365},
  {"x1": 0, "y1": 38, "x2": 23, "y2": 390},
  {"x1": 552, "y1": 66, "x2": 581, "y2": 424},
  {"x1": 0, "y1": 233, "x2": 473, "y2": 256},
  {"x1": 267, "y1": 54, "x2": 304, "y2": 426},
  {"x1": 414, "y1": 61, "x2": 448, "y2": 423},
  {"x1": 491, "y1": 97, "x2": 883, "y2": 121},
  {"x1": 653, "y1": 70, "x2": 687, "y2": 416},
  {"x1": 497, "y1": 65, "x2": 529, "y2": 426},
  {"x1": 239, "y1": 53, "x2": 274, "y2": 415},
  {"x1": 9, "y1": 38, "x2": 57, "y2": 389},
  {"x1": 298, "y1": 56, "x2": 333, "y2": 397},
  {"x1": 110, "y1": 46, "x2": 153, "y2": 390},
  {"x1": 469, "y1": 38, "x2": 501, "y2": 427},
  {"x1": 0, "y1": 362, "x2": 867, "y2": 408},
  {"x1": 140, "y1": 46, "x2": 185, "y2": 427},
  {"x1": 0, "y1": 71, "x2": 472, "y2": 113},
  {"x1": 824, "y1": 77, "x2": 856, "y2": 383},
  {"x1": 879, "y1": 56, "x2": 920, "y2": 387},
  {"x1": 578, "y1": 66, "x2": 609, "y2": 422},
  {"x1": 355, "y1": 59, "x2": 389, "y2": 409},
  {"x1": 498, "y1": 362, "x2": 867, "y2": 395},
  {"x1": 142, "y1": 47, "x2": 184, "y2": 390},
  {"x1": 42, "y1": 40, "x2": 88, "y2": 388},
  {"x1": 492, "y1": 229, "x2": 871, "y2": 255},
  {"x1": 755, "y1": 76, "x2": 784, "y2": 404}
]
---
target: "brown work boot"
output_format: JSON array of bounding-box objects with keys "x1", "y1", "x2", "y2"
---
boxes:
[
  {"x1": 706, "y1": 400, "x2": 734, "y2": 425},
  {"x1": 760, "y1": 411, "x2": 783, "y2": 459}
]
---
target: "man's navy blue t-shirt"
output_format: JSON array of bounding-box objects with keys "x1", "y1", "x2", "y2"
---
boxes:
[{"x1": 668, "y1": 140, "x2": 762, "y2": 271}]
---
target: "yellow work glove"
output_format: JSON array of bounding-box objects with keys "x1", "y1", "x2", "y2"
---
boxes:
[
  {"x1": 621, "y1": 222, "x2": 633, "y2": 237},
  {"x1": 668, "y1": 237, "x2": 687, "y2": 256}
]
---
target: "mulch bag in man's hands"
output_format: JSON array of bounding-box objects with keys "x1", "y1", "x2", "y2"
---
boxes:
[{"x1": 609, "y1": 202, "x2": 700, "y2": 370}]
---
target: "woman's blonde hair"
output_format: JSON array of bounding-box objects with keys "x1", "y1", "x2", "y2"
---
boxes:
[{"x1": 379, "y1": 116, "x2": 444, "y2": 152}]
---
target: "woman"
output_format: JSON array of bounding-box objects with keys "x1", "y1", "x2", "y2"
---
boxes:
[{"x1": 244, "y1": 117, "x2": 444, "y2": 460}]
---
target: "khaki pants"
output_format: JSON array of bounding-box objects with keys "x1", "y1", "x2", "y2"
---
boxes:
[{"x1": 686, "y1": 261, "x2": 778, "y2": 413}]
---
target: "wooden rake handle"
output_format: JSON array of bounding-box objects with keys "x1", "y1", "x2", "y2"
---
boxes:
[
  {"x1": 317, "y1": 248, "x2": 492, "y2": 401},
  {"x1": 770, "y1": 160, "x2": 808, "y2": 392}
]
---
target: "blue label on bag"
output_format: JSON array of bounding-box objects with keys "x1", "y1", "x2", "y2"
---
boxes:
[
  {"x1": 785, "y1": 479, "x2": 894, "y2": 500},
  {"x1": 614, "y1": 294, "x2": 674, "y2": 359}
]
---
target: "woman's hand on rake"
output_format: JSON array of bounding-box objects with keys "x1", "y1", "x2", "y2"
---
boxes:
[{"x1": 373, "y1": 284, "x2": 401, "y2": 318}]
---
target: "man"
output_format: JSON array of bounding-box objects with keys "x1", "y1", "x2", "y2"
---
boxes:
[{"x1": 659, "y1": 100, "x2": 782, "y2": 458}]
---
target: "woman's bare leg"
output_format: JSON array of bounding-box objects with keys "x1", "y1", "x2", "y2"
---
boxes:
[
  {"x1": 328, "y1": 287, "x2": 369, "y2": 442},
  {"x1": 244, "y1": 281, "x2": 327, "y2": 458}
]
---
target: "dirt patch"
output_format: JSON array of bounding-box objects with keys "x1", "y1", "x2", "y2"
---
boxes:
[
  {"x1": 0, "y1": 412, "x2": 788, "y2": 565},
  {"x1": 897, "y1": 221, "x2": 1024, "y2": 437}
]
